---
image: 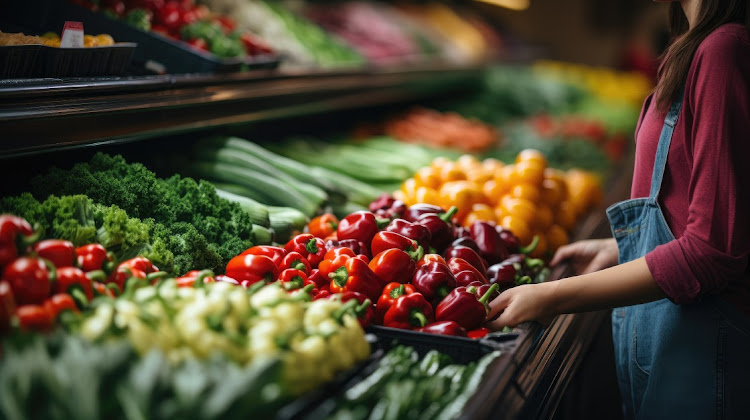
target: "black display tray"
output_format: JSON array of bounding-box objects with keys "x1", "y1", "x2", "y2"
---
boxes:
[{"x1": 3, "y1": 0, "x2": 281, "y2": 75}]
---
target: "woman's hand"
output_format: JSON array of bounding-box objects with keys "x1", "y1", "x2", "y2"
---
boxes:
[
  {"x1": 486, "y1": 282, "x2": 558, "y2": 329},
  {"x1": 549, "y1": 238, "x2": 618, "y2": 275}
]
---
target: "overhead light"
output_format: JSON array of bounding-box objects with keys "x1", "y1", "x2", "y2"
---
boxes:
[{"x1": 473, "y1": 0, "x2": 530, "y2": 11}]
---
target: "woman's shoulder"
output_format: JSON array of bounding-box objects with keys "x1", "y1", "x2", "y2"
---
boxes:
[{"x1": 697, "y1": 23, "x2": 750, "y2": 58}]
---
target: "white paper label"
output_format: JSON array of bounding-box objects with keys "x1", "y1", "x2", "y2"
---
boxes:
[{"x1": 60, "y1": 21, "x2": 84, "y2": 48}]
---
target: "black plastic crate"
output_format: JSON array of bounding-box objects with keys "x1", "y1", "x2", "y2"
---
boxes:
[
  {"x1": 0, "y1": 44, "x2": 40, "y2": 78},
  {"x1": 36, "y1": 43, "x2": 136, "y2": 77}
]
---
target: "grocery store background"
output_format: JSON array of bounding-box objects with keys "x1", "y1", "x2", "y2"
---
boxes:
[{"x1": 0, "y1": 1, "x2": 673, "y2": 419}]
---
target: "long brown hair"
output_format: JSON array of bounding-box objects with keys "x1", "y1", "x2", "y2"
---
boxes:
[{"x1": 656, "y1": 0, "x2": 750, "y2": 111}]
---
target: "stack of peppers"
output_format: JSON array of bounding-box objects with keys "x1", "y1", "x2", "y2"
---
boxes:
[
  {"x1": 298, "y1": 198, "x2": 551, "y2": 338},
  {"x1": 0, "y1": 214, "x2": 177, "y2": 333}
]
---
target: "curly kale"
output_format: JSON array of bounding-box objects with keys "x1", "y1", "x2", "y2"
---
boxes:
[
  {"x1": 30, "y1": 153, "x2": 255, "y2": 274},
  {"x1": 0, "y1": 193, "x2": 175, "y2": 272}
]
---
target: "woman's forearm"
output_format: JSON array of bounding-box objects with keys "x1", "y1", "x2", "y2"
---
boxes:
[{"x1": 547, "y1": 257, "x2": 667, "y2": 315}]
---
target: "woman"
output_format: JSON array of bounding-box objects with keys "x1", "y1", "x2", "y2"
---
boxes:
[{"x1": 487, "y1": 0, "x2": 750, "y2": 418}]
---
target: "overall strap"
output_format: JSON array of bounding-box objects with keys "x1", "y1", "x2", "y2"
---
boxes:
[{"x1": 649, "y1": 90, "x2": 685, "y2": 199}]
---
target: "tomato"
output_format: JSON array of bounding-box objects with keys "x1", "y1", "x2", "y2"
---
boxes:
[
  {"x1": 482, "y1": 158, "x2": 504, "y2": 173},
  {"x1": 513, "y1": 161, "x2": 545, "y2": 187},
  {"x1": 555, "y1": 201, "x2": 578, "y2": 231},
  {"x1": 482, "y1": 180, "x2": 503, "y2": 206},
  {"x1": 540, "y1": 179, "x2": 566, "y2": 207},
  {"x1": 463, "y1": 203, "x2": 495, "y2": 226},
  {"x1": 44, "y1": 294, "x2": 79, "y2": 321},
  {"x1": 16, "y1": 305, "x2": 52, "y2": 331},
  {"x1": 214, "y1": 16, "x2": 236, "y2": 33},
  {"x1": 501, "y1": 197, "x2": 537, "y2": 225},
  {"x1": 3, "y1": 257, "x2": 52, "y2": 305},
  {"x1": 439, "y1": 162, "x2": 466, "y2": 182},
  {"x1": 415, "y1": 187, "x2": 440, "y2": 206},
  {"x1": 546, "y1": 224, "x2": 569, "y2": 252},
  {"x1": 500, "y1": 216, "x2": 533, "y2": 246},
  {"x1": 528, "y1": 234, "x2": 548, "y2": 259},
  {"x1": 516, "y1": 149, "x2": 548, "y2": 168},
  {"x1": 456, "y1": 154, "x2": 481, "y2": 172},
  {"x1": 400, "y1": 178, "x2": 418, "y2": 205},
  {"x1": 413, "y1": 166, "x2": 441, "y2": 190},
  {"x1": 155, "y1": 1, "x2": 181, "y2": 32},
  {"x1": 535, "y1": 205, "x2": 554, "y2": 230}
]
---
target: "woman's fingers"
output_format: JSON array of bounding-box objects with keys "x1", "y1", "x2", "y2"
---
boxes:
[
  {"x1": 549, "y1": 242, "x2": 581, "y2": 267},
  {"x1": 487, "y1": 289, "x2": 512, "y2": 320}
]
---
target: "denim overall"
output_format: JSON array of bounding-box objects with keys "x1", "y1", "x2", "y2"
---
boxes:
[{"x1": 606, "y1": 93, "x2": 750, "y2": 419}]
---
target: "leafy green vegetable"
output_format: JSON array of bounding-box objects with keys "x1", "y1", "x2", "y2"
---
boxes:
[
  {"x1": 0, "y1": 193, "x2": 174, "y2": 272},
  {"x1": 29, "y1": 153, "x2": 254, "y2": 275}
]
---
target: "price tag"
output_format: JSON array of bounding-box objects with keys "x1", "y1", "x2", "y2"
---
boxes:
[{"x1": 60, "y1": 21, "x2": 84, "y2": 48}]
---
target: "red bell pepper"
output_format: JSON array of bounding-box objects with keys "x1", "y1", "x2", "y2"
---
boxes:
[
  {"x1": 411, "y1": 261, "x2": 456, "y2": 303},
  {"x1": 468, "y1": 327, "x2": 491, "y2": 339},
  {"x1": 324, "y1": 239, "x2": 371, "y2": 260},
  {"x1": 175, "y1": 270, "x2": 215, "y2": 288},
  {"x1": 382, "y1": 292, "x2": 434, "y2": 329},
  {"x1": 240, "y1": 245, "x2": 287, "y2": 267},
  {"x1": 402, "y1": 203, "x2": 445, "y2": 223},
  {"x1": 450, "y1": 236, "x2": 481, "y2": 253},
  {"x1": 447, "y1": 257, "x2": 487, "y2": 287},
  {"x1": 469, "y1": 221, "x2": 508, "y2": 265},
  {"x1": 15, "y1": 304, "x2": 52, "y2": 331},
  {"x1": 328, "y1": 256, "x2": 383, "y2": 301},
  {"x1": 318, "y1": 248, "x2": 355, "y2": 278},
  {"x1": 368, "y1": 249, "x2": 416, "y2": 285},
  {"x1": 277, "y1": 268, "x2": 313, "y2": 291},
  {"x1": 472, "y1": 282, "x2": 501, "y2": 302},
  {"x1": 108, "y1": 257, "x2": 158, "y2": 290},
  {"x1": 0, "y1": 280, "x2": 15, "y2": 331},
  {"x1": 416, "y1": 320, "x2": 468, "y2": 337},
  {"x1": 307, "y1": 269, "x2": 329, "y2": 290},
  {"x1": 331, "y1": 291, "x2": 373, "y2": 328},
  {"x1": 33, "y1": 239, "x2": 76, "y2": 268},
  {"x1": 385, "y1": 219, "x2": 431, "y2": 249},
  {"x1": 3, "y1": 257, "x2": 54, "y2": 305},
  {"x1": 415, "y1": 206, "x2": 458, "y2": 252},
  {"x1": 53, "y1": 267, "x2": 94, "y2": 305},
  {"x1": 336, "y1": 211, "x2": 389, "y2": 247},
  {"x1": 435, "y1": 283, "x2": 500, "y2": 330},
  {"x1": 285, "y1": 234, "x2": 326, "y2": 267},
  {"x1": 369, "y1": 193, "x2": 407, "y2": 219},
  {"x1": 75, "y1": 244, "x2": 116, "y2": 273},
  {"x1": 487, "y1": 261, "x2": 517, "y2": 290},
  {"x1": 308, "y1": 213, "x2": 339, "y2": 239},
  {"x1": 280, "y1": 251, "x2": 312, "y2": 275},
  {"x1": 443, "y1": 245, "x2": 488, "y2": 274},
  {"x1": 371, "y1": 231, "x2": 424, "y2": 261},
  {"x1": 312, "y1": 288, "x2": 332, "y2": 300},
  {"x1": 44, "y1": 293, "x2": 79, "y2": 320},
  {"x1": 416, "y1": 254, "x2": 446, "y2": 269},
  {"x1": 375, "y1": 282, "x2": 417, "y2": 324},
  {"x1": 0, "y1": 215, "x2": 39, "y2": 271},
  {"x1": 91, "y1": 279, "x2": 117, "y2": 298},
  {"x1": 226, "y1": 254, "x2": 279, "y2": 285}
]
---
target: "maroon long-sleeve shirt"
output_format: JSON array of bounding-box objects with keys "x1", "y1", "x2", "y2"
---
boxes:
[{"x1": 632, "y1": 23, "x2": 750, "y2": 316}]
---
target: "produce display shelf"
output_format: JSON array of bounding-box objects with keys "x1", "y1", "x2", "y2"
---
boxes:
[{"x1": 0, "y1": 63, "x2": 484, "y2": 158}]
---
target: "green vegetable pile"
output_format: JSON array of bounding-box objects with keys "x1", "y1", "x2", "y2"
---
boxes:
[
  {"x1": 0, "y1": 194, "x2": 174, "y2": 272},
  {"x1": 26, "y1": 153, "x2": 256, "y2": 275},
  {"x1": 317, "y1": 346, "x2": 498, "y2": 420}
]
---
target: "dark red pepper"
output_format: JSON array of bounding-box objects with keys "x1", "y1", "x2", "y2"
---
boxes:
[
  {"x1": 324, "y1": 239, "x2": 371, "y2": 260},
  {"x1": 240, "y1": 245, "x2": 287, "y2": 267},
  {"x1": 3, "y1": 257, "x2": 54, "y2": 305},
  {"x1": 280, "y1": 251, "x2": 312, "y2": 275},
  {"x1": 54, "y1": 267, "x2": 93, "y2": 305},
  {"x1": 226, "y1": 254, "x2": 279, "y2": 285},
  {"x1": 328, "y1": 256, "x2": 384, "y2": 301},
  {"x1": 75, "y1": 244, "x2": 116, "y2": 273},
  {"x1": 385, "y1": 219, "x2": 431, "y2": 249},
  {"x1": 0, "y1": 215, "x2": 39, "y2": 271},
  {"x1": 469, "y1": 221, "x2": 508, "y2": 265},
  {"x1": 0, "y1": 280, "x2": 15, "y2": 332},
  {"x1": 402, "y1": 203, "x2": 446, "y2": 222},
  {"x1": 382, "y1": 292, "x2": 434, "y2": 329},
  {"x1": 312, "y1": 288, "x2": 332, "y2": 300},
  {"x1": 109, "y1": 257, "x2": 158, "y2": 290},
  {"x1": 33, "y1": 239, "x2": 76, "y2": 268},
  {"x1": 473, "y1": 282, "x2": 501, "y2": 302},
  {"x1": 443, "y1": 245, "x2": 488, "y2": 274},
  {"x1": 467, "y1": 327, "x2": 491, "y2": 339},
  {"x1": 332, "y1": 291, "x2": 373, "y2": 328},
  {"x1": 496, "y1": 226, "x2": 521, "y2": 254},
  {"x1": 411, "y1": 260, "x2": 456, "y2": 303},
  {"x1": 435, "y1": 283, "x2": 500, "y2": 330},
  {"x1": 487, "y1": 261, "x2": 517, "y2": 290},
  {"x1": 450, "y1": 236, "x2": 481, "y2": 253},
  {"x1": 415, "y1": 207, "x2": 458, "y2": 252},
  {"x1": 416, "y1": 320, "x2": 468, "y2": 337},
  {"x1": 277, "y1": 268, "x2": 313, "y2": 291},
  {"x1": 368, "y1": 249, "x2": 416, "y2": 285},
  {"x1": 453, "y1": 270, "x2": 487, "y2": 288},
  {"x1": 369, "y1": 194, "x2": 406, "y2": 219},
  {"x1": 376, "y1": 282, "x2": 417, "y2": 324},
  {"x1": 284, "y1": 234, "x2": 326, "y2": 267},
  {"x1": 371, "y1": 231, "x2": 424, "y2": 261},
  {"x1": 307, "y1": 269, "x2": 329, "y2": 290},
  {"x1": 447, "y1": 257, "x2": 487, "y2": 286},
  {"x1": 336, "y1": 211, "x2": 389, "y2": 248},
  {"x1": 175, "y1": 270, "x2": 215, "y2": 288}
]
